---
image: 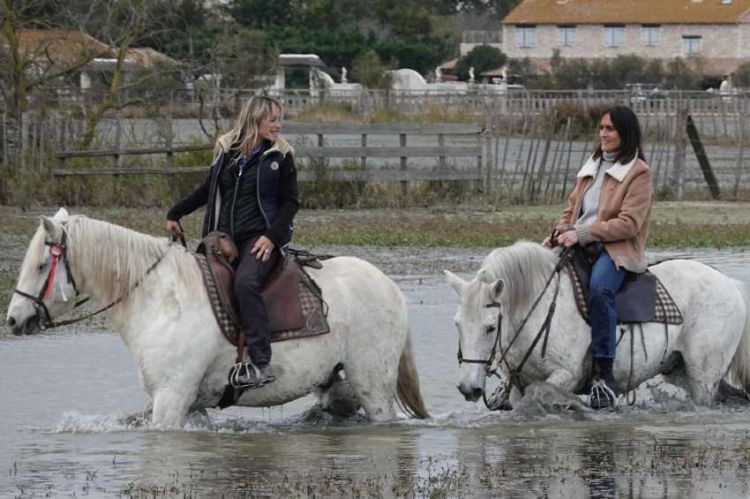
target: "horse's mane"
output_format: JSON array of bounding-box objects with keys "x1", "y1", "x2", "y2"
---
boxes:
[
  {"x1": 466, "y1": 241, "x2": 559, "y2": 313},
  {"x1": 65, "y1": 215, "x2": 201, "y2": 302}
]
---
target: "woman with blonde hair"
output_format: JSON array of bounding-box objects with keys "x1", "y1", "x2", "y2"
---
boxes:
[{"x1": 166, "y1": 95, "x2": 298, "y2": 388}]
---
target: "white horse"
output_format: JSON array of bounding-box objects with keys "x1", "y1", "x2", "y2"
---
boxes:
[
  {"x1": 6, "y1": 208, "x2": 429, "y2": 427},
  {"x1": 445, "y1": 241, "x2": 750, "y2": 408}
]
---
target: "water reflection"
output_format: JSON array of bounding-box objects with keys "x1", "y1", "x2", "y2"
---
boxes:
[{"x1": 2, "y1": 249, "x2": 750, "y2": 497}]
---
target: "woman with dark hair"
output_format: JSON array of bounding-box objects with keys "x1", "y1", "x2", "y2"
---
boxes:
[{"x1": 548, "y1": 105, "x2": 653, "y2": 409}]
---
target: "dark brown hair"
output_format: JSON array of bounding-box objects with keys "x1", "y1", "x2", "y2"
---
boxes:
[{"x1": 593, "y1": 105, "x2": 646, "y2": 164}]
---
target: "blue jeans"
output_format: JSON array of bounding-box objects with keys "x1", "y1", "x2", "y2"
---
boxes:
[{"x1": 588, "y1": 249, "x2": 625, "y2": 359}]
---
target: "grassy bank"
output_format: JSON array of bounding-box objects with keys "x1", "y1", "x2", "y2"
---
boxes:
[{"x1": 2, "y1": 201, "x2": 750, "y2": 249}]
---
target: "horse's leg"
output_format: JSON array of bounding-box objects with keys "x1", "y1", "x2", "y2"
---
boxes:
[
  {"x1": 680, "y1": 323, "x2": 740, "y2": 406},
  {"x1": 545, "y1": 368, "x2": 579, "y2": 391},
  {"x1": 344, "y1": 344, "x2": 398, "y2": 422},
  {"x1": 151, "y1": 386, "x2": 197, "y2": 428},
  {"x1": 346, "y1": 365, "x2": 397, "y2": 422}
]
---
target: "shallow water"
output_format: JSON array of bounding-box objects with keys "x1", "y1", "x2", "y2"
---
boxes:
[{"x1": 2, "y1": 249, "x2": 750, "y2": 497}]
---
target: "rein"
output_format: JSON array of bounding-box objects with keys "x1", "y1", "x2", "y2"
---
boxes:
[
  {"x1": 458, "y1": 248, "x2": 568, "y2": 410},
  {"x1": 14, "y1": 228, "x2": 173, "y2": 329},
  {"x1": 494, "y1": 254, "x2": 565, "y2": 398}
]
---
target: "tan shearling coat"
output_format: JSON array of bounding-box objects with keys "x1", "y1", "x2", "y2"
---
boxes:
[{"x1": 557, "y1": 154, "x2": 653, "y2": 273}]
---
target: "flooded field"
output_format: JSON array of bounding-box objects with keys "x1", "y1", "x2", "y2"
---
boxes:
[{"x1": 2, "y1": 245, "x2": 750, "y2": 498}]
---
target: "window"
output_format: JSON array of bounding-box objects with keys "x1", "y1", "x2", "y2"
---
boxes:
[
  {"x1": 516, "y1": 25, "x2": 536, "y2": 48},
  {"x1": 641, "y1": 25, "x2": 661, "y2": 46},
  {"x1": 558, "y1": 25, "x2": 576, "y2": 46},
  {"x1": 604, "y1": 25, "x2": 624, "y2": 47},
  {"x1": 683, "y1": 35, "x2": 701, "y2": 55}
]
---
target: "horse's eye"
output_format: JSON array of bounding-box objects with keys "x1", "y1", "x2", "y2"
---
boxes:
[
  {"x1": 37, "y1": 262, "x2": 47, "y2": 272},
  {"x1": 486, "y1": 325, "x2": 496, "y2": 334}
]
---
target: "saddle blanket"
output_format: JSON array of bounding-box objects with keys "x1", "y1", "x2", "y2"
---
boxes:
[
  {"x1": 195, "y1": 253, "x2": 330, "y2": 346},
  {"x1": 563, "y1": 256, "x2": 683, "y2": 325}
]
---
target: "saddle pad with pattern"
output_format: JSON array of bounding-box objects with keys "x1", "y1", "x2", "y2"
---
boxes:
[
  {"x1": 195, "y1": 254, "x2": 330, "y2": 346},
  {"x1": 563, "y1": 256, "x2": 683, "y2": 325}
]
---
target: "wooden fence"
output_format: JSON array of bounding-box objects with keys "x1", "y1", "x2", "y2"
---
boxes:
[
  {"x1": 9, "y1": 89, "x2": 750, "y2": 203},
  {"x1": 53, "y1": 122, "x2": 489, "y2": 187}
]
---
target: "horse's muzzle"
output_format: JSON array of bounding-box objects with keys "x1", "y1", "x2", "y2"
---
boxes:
[
  {"x1": 457, "y1": 382, "x2": 483, "y2": 402},
  {"x1": 7, "y1": 313, "x2": 41, "y2": 336}
]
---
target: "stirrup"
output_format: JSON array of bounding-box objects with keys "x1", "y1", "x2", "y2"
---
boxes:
[
  {"x1": 589, "y1": 379, "x2": 617, "y2": 410},
  {"x1": 229, "y1": 362, "x2": 262, "y2": 389}
]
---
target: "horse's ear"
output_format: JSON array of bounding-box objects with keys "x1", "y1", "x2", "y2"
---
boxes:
[
  {"x1": 41, "y1": 216, "x2": 63, "y2": 241},
  {"x1": 444, "y1": 270, "x2": 467, "y2": 296},
  {"x1": 52, "y1": 207, "x2": 70, "y2": 223},
  {"x1": 492, "y1": 279, "x2": 505, "y2": 299}
]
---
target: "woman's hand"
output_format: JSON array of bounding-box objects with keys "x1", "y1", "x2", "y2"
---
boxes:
[
  {"x1": 556, "y1": 229, "x2": 579, "y2": 248},
  {"x1": 250, "y1": 235, "x2": 276, "y2": 262},
  {"x1": 166, "y1": 219, "x2": 183, "y2": 236}
]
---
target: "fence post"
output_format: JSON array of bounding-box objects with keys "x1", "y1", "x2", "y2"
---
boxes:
[
  {"x1": 113, "y1": 111, "x2": 122, "y2": 169},
  {"x1": 400, "y1": 132, "x2": 407, "y2": 196},
  {"x1": 671, "y1": 107, "x2": 688, "y2": 199},
  {"x1": 361, "y1": 133, "x2": 367, "y2": 171},
  {"x1": 686, "y1": 114, "x2": 721, "y2": 199},
  {"x1": 438, "y1": 132, "x2": 446, "y2": 188},
  {"x1": 165, "y1": 95, "x2": 176, "y2": 197},
  {"x1": 484, "y1": 130, "x2": 493, "y2": 192},
  {"x1": 734, "y1": 102, "x2": 745, "y2": 199}
]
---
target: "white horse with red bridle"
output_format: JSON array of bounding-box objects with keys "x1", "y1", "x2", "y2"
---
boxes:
[{"x1": 7, "y1": 208, "x2": 428, "y2": 427}]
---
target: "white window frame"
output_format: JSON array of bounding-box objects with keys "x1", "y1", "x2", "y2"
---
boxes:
[
  {"x1": 604, "y1": 25, "x2": 624, "y2": 47},
  {"x1": 683, "y1": 35, "x2": 702, "y2": 55},
  {"x1": 641, "y1": 25, "x2": 661, "y2": 46},
  {"x1": 558, "y1": 25, "x2": 576, "y2": 47},
  {"x1": 516, "y1": 25, "x2": 536, "y2": 48}
]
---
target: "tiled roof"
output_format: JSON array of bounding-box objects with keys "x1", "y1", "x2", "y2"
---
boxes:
[
  {"x1": 126, "y1": 48, "x2": 179, "y2": 68},
  {"x1": 12, "y1": 30, "x2": 178, "y2": 69},
  {"x1": 15, "y1": 29, "x2": 113, "y2": 67},
  {"x1": 503, "y1": 0, "x2": 750, "y2": 25}
]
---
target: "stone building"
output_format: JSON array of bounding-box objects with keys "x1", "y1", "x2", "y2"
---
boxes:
[{"x1": 500, "y1": 0, "x2": 750, "y2": 75}]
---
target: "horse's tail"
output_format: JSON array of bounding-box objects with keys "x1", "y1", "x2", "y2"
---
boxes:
[
  {"x1": 396, "y1": 332, "x2": 429, "y2": 419},
  {"x1": 728, "y1": 280, "x2": 750, "y2": 394}
]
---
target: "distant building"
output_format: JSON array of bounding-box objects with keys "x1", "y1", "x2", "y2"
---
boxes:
[
  {"x1": 500, "y1": 0, "x2": 750, "y2": 75},
  {"x1": 11, "y1": 29, "x2": 179, "y2": 92}
]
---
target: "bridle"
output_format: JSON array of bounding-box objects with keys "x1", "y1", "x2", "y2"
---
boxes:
[
  {"x1": 13, "y1": 228, "x2": 86, "y2": 328},
  {"x1": 13, "y1": 226, "x2": 171, "y2": 329},
  {"x1": 456, "y1": 248, "x2": 568, "y2": 410}
]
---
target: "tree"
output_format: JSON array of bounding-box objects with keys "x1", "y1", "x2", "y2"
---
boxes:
[
  {"x1": 732, "y1": 62, "x2": 750, "y2": 88},
  {"x1": 553, "y1": 59, "x2": 590, "y2": 89},
  {"x1": 664, "y1": 57, "x2": 700, "y2": 90},
  {"x1": 351, "y1": 49, "x2": 392, "y2": 89},
  {"x1": 0, "y1": 0, "x2": 103, "y2": 174},
  {"x1": 210, "y1": 25, "x2": 275, "y2": 88},
  {"x1": 454, "y1": 44, "x2": 506, "y2": 81}
]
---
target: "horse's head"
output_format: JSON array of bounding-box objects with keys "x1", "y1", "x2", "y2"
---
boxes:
[
  {"x1": 445, "y1": 269, "x2": 505, "y2": 403},
  {"x1": 6, "y1": 208, "x2": 79, "y2": 335}
]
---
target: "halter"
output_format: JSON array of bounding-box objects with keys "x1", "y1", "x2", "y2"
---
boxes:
[
  {"x1": 13, "y1": 228, "x2": 85, "y2": 327},
  {"x1": 457, "y1": 303, "x2": 503, "y2": 369},
  {"x1": 13, "y1": 226, "x2": 171, "y2": 329},
  {"x1": 457, "y1": 248, "x2": 568, "y2": 410}
]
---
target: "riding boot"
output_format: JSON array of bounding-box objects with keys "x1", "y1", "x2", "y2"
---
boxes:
[{"x1": 590, "y1": 357, "x2": 617, "y2": 410}]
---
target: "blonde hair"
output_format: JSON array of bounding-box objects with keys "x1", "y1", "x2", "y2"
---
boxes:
[{"x1": 217, "y1": 95, "x2": 282, "y2": 156}]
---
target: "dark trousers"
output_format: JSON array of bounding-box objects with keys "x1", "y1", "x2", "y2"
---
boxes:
[
  {"x1": 234, "y1": 237, "x2": 279, "y2": 367},
  {"x1": 588, "y1": 249, "x2": 625, "y2": 360}
]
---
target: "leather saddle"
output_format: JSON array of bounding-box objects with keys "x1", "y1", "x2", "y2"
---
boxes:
[
  {"x1": 565, "y1": 244, "x2": 681, "y2": 324},
  {"x1": 197, "y1": 232, "x2": 305, "y2": 334}
]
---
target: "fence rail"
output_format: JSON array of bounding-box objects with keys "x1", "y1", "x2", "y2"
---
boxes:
[
  {"x1": 8, "y1": 89, "x2": 750, "y2": 203},
  {"x1": 52, "y1": 122, "x2": 488, "y2": 188}
]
